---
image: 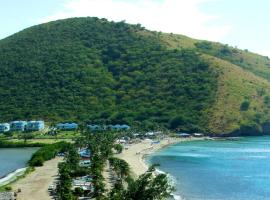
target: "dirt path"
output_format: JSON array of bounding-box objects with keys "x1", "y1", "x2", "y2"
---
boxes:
[{"x1": 12, "y1": 157, "x2": 63, "y2": 200}]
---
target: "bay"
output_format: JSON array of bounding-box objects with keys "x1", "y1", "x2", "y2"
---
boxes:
[
  {"x1": 147, "y1": 136, "x2": 270, "y2": 200},
  {"x1": 0, "y1": 148, "x2": 38, "y2": 178}
]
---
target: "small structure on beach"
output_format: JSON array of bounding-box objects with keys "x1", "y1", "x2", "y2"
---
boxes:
[
  {"x1": 116, "y1": 138, "x2": 128, "y2": 144},
  {"x1": 10, "y1": 121, "x2": 27, "y2": 132},
  {"x1": 72, "y1": 176, "x2": 93, "y2": 191},
  {"x1": 145, "y1": 131, "x2": 162, "y2": 138},
  {"x1": 178, "y1": 133, "x2": 191, "y2": 138},
  {"x1": 145, "y1": 131, "x2": 162, "y2": 136},
  {"x1": 26, "y1": 120, "x2": 45, "y2": 131},
  {"x1": 193, "y1": 133, "x2": 204, "y2": 137},
  {"x1": 151, "y1": 140, "x2": 160, "y2": 145},
  {"x1": 0, "y1": 123, "x2": 10, "y2": 132},
  {"x1": 56, "y1": 122, "x2": 78, "y2": 130}
]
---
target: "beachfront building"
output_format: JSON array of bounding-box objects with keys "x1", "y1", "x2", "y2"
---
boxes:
[
  {"x1": 0, "y1": 123, "x2": 10, "y2": 132},
  {"x1": 10, "y1": 121, "x2": 27, "y2": 132},
  {"x1": 109, "y1": 124, "x2": 131, "y2": 131},
  {"x1": 72, "y1": 176, "x2": 93, "y2": 192},
  {"x1": 121, "y1": 124, "x2": 131, "y2": 130},
  {"x1": 26, "y1": 120, "x2": 45, "y2": 131},
  {"x1": 56, "y1": 122, "x2": 78, "y2": 130},
  {"x1": 87, "y1": 124, "x2": 102, "y2": 131},
  {"x1": 145, "y1": 131, "x2": 161, "y2": 136},
  {"x1": 79, "y1": 149, "x2": 91, "y2": 159}
]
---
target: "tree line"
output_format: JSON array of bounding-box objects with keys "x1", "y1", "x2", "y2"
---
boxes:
[{"x1": 56, "y1": 129, "x2": 173, "y2": 199}]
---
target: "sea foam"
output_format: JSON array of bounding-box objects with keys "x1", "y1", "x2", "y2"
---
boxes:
[
  {"x1": 154, "y1": 168, "x2": 185, "y2": 200},
  {"x1": 0, "y1": 167, "x2": 27, "y2": 186}
]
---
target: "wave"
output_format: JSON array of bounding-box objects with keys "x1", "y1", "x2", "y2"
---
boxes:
[
  {"x1": 156, "y1": 153, "x2": 211, "y2": 158},
  {"x1": 154, "y1": 168, "x2": 185, "y2": 200},
  {"x1": 172, "y1": 194, "x2": 185, "y2": 200},
  {"x1": 178, "y1": 153, "x2": 211, "y2": 158},
  {"x1": 247, "y1": 155, "x2": 267, "y2": 159},
  {"x1": 244, "y1": 174, "x2": 270, "y2": 179},
  {"x1": 0, "y1": 167, "x2": 27, "y2": 186},
  {"x1": 238, "y1": 148, "x2": 270, "y2": 153},
  {"x1": 155, "y1": 168, "x2": 166, "y2": 174},
  {"x1": 215, "y1": 148, "x2": 270, "y2": 153}
]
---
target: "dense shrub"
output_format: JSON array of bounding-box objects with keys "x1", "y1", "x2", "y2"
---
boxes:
[
  {"x1": 240, "y1": 100, "x2": 250, "y2": 111},
  {"x1": 0, "y1": 140, "x2": 44, "y2": 148},
  {"x1": 29, "y1": 155, "x2": 44, "y2": 167},
  {"x1": 28, "y1": 142, "x2": 70, "y2": 167}
]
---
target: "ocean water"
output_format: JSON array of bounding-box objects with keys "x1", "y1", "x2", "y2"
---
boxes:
[
  {"x1": 147, "y1": 137, "x2": 270, "y2": 200},
  {"x1": 0, "y1": 148, "x2": 38, "y2": 178}
]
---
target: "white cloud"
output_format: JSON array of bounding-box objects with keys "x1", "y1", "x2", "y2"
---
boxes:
[
  {"x1": 42, "y1": 0, "x2": 231, "y2": 41},
  {"x1": 257, "y1": 50, "x2": 270, "y2": 58}
]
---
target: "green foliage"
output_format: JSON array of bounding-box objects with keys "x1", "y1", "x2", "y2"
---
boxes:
[
  {"x1": 57, "y1": 162, "x2": 74, "y2": 200},
  {"x1": 109, "y1": 157, "x2": 130, "y2": 180},
  {"x1": 0, "y1": 140, "x2": 45, "y2": 148},
  {"x1": 19, "y1": 133, "x2": 34, "y2": 143},
  {"x1": 257, "y1": 88, "x2": 266, "y2": 96},
  {"x1": 218, "y1": 45, "x2": 232, "y2": 56},
  {"x1": 28, "y1": 141, "x2": 69, "y2": 166},
  {"x1": 194, "y1": 40, "x2": 270, "y2": 82},
  {"x1": 4, "y1": 186, "x2": 12, "y2": 191},
  {"x1": 1, "y1": 17, "x2": 269, "y2": 134},
  {"x1": 239, "y1": 122, "x2": 263, "y2": 136},
  {"x1": 0, "y1": 17, "x2": 217, "y2": 132},
  {"x1": 169, "y1": 116, "x2": 185, "y2": 130},
  {"x1": 264, "y1": 96, "x2": 270, "y2": 106},
  {"x1": 66, "y1": 146, "x2": 80, "y2": 169},
  {"x1": 240, "y1": 100, "x2": 250, "y2": 111},
  {"x1": 110, "y1": 165, "x2": 174, "y2": 200},
  {"x1": 74, "y1": 187, "x2": 84, "y2": 197},
  {"x1": 109, "y1": 181, "x2": 125, "y2": 200},
  {"x1": 113, "y1": 144, "x2": 123, "y2": 154},
  {"x1": 56, "y1": 142, "x2": 88, "y2": 200},
  {"x1": 195, "y1": 41, "x2": 212, "y2": 50},
  {"x1": 56, "y1": 130, "x2": 174, "y2": 199},
  {"x1": 73, "y1": 131, "x2": 118, "y2": 199},
  {"x1": 29, "y1": 155, "x2": 44, "y2": 166}
]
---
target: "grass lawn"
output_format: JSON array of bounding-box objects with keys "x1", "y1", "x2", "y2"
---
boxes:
[{"x1": 10, "y1": 138, "x2": 73, "y2": 144}]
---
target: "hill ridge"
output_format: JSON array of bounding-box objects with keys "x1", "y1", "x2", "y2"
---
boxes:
[{"x1": 0, "y1": 17, "x2": 270, "y2": 135}]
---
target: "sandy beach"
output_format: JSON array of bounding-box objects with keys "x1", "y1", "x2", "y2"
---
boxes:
[
  {"x1": 11, "y1": 157, "x2": 63, "y2": 200},
  {"x1": 116, "y1": 137, "x2": 201, "y2": 177}
]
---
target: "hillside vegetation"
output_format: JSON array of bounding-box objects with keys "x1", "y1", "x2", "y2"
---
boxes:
[{"x1": 0, "y1": 17, "x2": 270, "y2": 135}]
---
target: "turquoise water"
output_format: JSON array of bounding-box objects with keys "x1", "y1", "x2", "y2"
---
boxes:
[
  {"x1": 0, "y1": 148, "x2": 38, "y2": 178},
  {"x1": 147, "y1": 137, "x2": 270, "y2": 200}
]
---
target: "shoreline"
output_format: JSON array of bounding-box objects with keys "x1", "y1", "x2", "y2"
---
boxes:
[
  {"x1": 117, "y1": 137, "x2": 205, "y2": 177},
  {"x1": 0, "y1": 147, "x2": 39, "y2": 188},
  {"x1": 117, "y1": 137, "x2": 206, "y2": 200},
  {"x1": 0, "y1": 167, "x2": 28, "y2": 187},
  {"x1": 11, "y1": 157, "x2": 63, "y2": 200}
]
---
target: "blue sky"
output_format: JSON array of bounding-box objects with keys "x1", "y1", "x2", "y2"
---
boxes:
[{"x1": 0, "y1": 0, "x2": 269, "y2": 56}]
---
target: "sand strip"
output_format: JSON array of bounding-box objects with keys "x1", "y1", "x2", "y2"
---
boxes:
[
  {"x1": 117, "y1": 137, "x2": 203, "y2": 177},
  {"x1": 11, "y1": 157, "x2": 63, "y2": 200}
]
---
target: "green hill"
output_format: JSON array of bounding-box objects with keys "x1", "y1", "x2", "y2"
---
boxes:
[{"x1": 0, "y1": 17, "x2": 270, "y2": 135}]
